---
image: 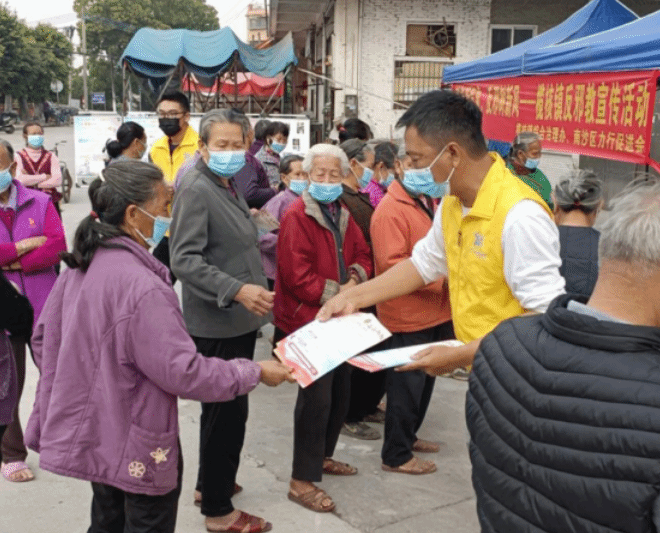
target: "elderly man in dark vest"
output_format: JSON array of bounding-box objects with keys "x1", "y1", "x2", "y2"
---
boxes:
[{"x1": 467, "y1": 176, "x2": 660, "y2": 533}]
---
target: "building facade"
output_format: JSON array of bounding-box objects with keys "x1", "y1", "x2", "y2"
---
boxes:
[{"x1": 247, "y1": 3, "x2": 269, "y2": 47}]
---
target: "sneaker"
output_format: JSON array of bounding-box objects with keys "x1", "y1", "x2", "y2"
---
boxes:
[
  {"x1": 363, "y1": 410, "x2": 386, "y2": 423},
  {"x1": 340, "y1": 422, "x2": 381, "y2": 440}
]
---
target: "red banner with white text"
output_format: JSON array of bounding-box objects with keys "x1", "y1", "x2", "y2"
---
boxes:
[{"x1": 453, "y1": 71, "x2": 659, "y2": 167}]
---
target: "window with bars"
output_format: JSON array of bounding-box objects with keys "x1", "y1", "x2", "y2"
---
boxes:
[{"x1": 393, "y1": 60, "x2": 451, "y2": 106}]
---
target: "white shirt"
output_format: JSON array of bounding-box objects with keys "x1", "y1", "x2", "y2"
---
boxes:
[{"x1": 411, "y1": 199, "x2": 566, "y2": 313}]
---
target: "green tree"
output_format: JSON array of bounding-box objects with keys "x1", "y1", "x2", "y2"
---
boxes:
[{"x1": 0, "y1": 4, "x2": 73, "y2": 115}]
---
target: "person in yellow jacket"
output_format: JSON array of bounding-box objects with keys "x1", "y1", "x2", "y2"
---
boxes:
[
  {"x1": 149, "y1": 91, "x2": 199, "y2": 283},
  {"x1": 318, "y1": 90, "x2": 565, "y2": 375}
]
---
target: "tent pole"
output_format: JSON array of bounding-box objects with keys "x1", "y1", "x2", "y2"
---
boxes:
[
  {"x1": 122, "y1": 61, "x2": 128, "y2": 117},
  {"x1": 263, "y1": 64, "x2": 290, "y2": 116},
  {"x1": 216, "y1": 75, "x2": 220, "y2": 110},
  {"x1": 234, "y1": 63, "x2": 239, "y2": 107},
  {"x1": 156, "y1": 70, "x2": 177, "y2": 104}
]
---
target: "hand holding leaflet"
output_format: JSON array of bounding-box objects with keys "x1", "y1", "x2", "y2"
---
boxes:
[
  {"x1": 274, "y1": 313, "x2": 391, "y2": 387},
  {"x1": 348, "y1": 340, "x2": 464, "y2": 372}
]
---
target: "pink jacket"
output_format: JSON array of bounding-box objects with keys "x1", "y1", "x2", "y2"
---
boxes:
[
  {"x1": 25, "y1": 237, "x2": 262, "y2": 496},
  {"x1": 0, "y1": 181, "x2": 65, "y2": 320},
  {"x1": 14, "y1": 148, "x2": 62, "y2": 189}
]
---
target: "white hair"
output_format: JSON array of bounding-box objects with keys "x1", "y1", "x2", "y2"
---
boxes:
[
  {"x1": 599, "y1": 176, "x2": 660, "y2": 267},
  {"x1": 303, "y1": 143, "x2": 350, "y2": 175}
]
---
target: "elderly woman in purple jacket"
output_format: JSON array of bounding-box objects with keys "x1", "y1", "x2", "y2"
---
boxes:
[
  {"x1": 25, "y1": 161, "x2": 294, "y2": 533},
  {"x1": 258, "y1": 154, "x2": 307, "y2": 290}
]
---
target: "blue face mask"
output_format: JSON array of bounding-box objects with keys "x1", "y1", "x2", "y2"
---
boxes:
[
  {"x1": 136, "y1": 207, "x2": 172, "y2": 248},
  {"x1": 524, "y1": 158, "x2": 540, "y2": 170},
  {"x1": 308, "y1": 182, "x2": 343, "y2": 204},
  {"x1": 402, "y1": 146, "x2": 453, "y2": 199},
  {"x1": 271, "y1": 142, "x2": 286, "y2": 154},
  {"x1": 289, "y1": 179, "x2": 308, "y2": 195},
  {"x1": 0, "y1": 166, "x2": 12, "y2": 193},
  {"x1": 28, "y1": 135, "x2": 44, "y2": 149},
  {"x1": 355, "y1": 164, "x2": 374, "y2": 189},
  {"x1": 207, "y1": 150, "x2": 246, "y2": 177},
  {"x1": 382, "y1": 173, "x2": 395, "y2": 188}
]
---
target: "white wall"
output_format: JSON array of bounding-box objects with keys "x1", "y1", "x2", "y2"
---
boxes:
[{"x1": 336, "y1": 0, "x2": 492, "y2": 138}]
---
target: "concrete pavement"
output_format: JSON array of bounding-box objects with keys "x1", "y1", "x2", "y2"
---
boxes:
[{"x1": 0, "y1": 126, "x2": 480, "y2": 533}]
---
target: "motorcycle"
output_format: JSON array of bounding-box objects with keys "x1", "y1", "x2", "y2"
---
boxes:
[{"x1": 0, "y1": 112, "x2": 18, "y2": 134}]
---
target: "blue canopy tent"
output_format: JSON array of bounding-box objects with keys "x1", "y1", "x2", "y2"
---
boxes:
[
  {"x1": 119, "y1": 28, "x2": 298, "y2": 112},
  {"x1": 523, "y1": 9, "x2": 660, "y2": 73},
  {"x1": 443, "y1": 0, "x2": 637, "y2": 83}
]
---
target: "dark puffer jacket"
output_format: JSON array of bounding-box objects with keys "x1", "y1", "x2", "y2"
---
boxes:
[
  {"x1": 467, "y1": 294, "x2": 660, "y2": 533},
  {"x1": 558, "y1": 226, "x2": 600, "y2": 299}
]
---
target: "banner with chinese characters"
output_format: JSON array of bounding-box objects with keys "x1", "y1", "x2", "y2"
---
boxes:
[{"x1": 453, "y1": 71, "x2": 659, "y2": 166}]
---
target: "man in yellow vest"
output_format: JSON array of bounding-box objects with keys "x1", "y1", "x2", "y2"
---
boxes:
[
  {"x1": 318, "y1": 90, "x2": 565, "y2": 375},
  {"x1": 149, "y1": 91, "x2": 199, "y2": 283}
]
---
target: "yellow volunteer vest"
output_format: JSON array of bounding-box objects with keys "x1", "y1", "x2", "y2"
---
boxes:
[
  {"x1": 149, "y1": 125, "x2": 199, "y2": 184},
  {"x1": 442, "y1": 153, "x2": 553, "y2": 343}
]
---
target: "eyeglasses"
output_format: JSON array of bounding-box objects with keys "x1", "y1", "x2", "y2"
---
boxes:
[{"x1": 157, "y1": 111, "x2": 184, "y2": 119}]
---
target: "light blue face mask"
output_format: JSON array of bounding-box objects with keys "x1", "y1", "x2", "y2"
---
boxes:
[
  {"x1": 381, "y1": 173, "x2": 395, "y2": 188},
  {"x1": 271, "y1": 142, "x2": 286, "y2": 154},
  {"x1": 289, "y1": 179, "x2": 308, "y2": 195},
  {"x1": 308, "y1": 182, "x2": 343, "y2": 204},
  {"x1": 524, "y1": 157, "x2": 540, "y2": 170},
  {"x1": 0, "y1": 166, "x2": 12, "y2": 193},
  {"x1": 28, "y1": 135, "x2": 44, "y2": 149},
  {"x1": 136, "y1": 207, "x2": 172, "y2": 248},
  {"x1": 355, "y1": 163, "x2": 374, "y2": 189},
  {"x1": 207, "y1": 150, "x2": 246, "y2": 177},
  {"x1": 402, "y1": 146, "x2": 453, "y2": 199}
]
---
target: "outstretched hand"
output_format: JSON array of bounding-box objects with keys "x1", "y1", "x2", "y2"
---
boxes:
[
  {"x1": 397, "y1": 345, "x2": 466, "y2": 377},
  {"x1": 258, "y1": 360, "x2": 297, "y2": 386},
  {"x1": 316, "y1": 293, "x2": 357, "y2": 322}
]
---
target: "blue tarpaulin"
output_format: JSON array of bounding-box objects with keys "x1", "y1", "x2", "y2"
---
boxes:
[
  {"x1": 443, "y1": 0, "x2": 637, "y2": 83},
  {"x1": 524, "y1": 9, "x2": 660, "y2": 73},
  {"x1": 120, "y1": 28, "x2": 297, "y2": 84}
]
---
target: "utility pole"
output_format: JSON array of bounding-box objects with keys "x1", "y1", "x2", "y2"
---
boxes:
[{"x1": 82, "y1": 17, "x2": 88, "y2": 111}]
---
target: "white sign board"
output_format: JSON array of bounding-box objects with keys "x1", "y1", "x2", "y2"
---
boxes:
[
  {"x1": 73, "y1": 114, "x2": 122, "y2": 185},
  {"x1": 73, "y1": 113, "x2": 311, "y2": 185}
]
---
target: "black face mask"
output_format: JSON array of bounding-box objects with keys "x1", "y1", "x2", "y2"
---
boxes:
[{"x1": 159, "y1": 118, "x2": 181, "y2": 137}]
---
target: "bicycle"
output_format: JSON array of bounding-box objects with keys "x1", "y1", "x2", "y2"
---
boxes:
[{"x1": 53, "y1": 141, "x2": 73, "y2": 204}]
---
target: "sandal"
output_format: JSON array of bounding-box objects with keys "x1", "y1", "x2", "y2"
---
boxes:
[
  {"x1": 1, "y1": 461, "x2": 35, "y2": 482},
  {"x1": 381, "y1": 456, "x2": 437, "y2": 475},
  {"x1": 413, "y1": 439, "x2": 442, "y2": 453},
  {"x1": 288, "y1": 486, "x2": 335, "y2": 513},
  {"x1": 322, "y1": 458, "x2": 358, "y2": 476},
  {"x1": 206, "y1": 510, "x2": 272, "y2": 533},
  {"x1": 195, "y1": 484, "x2": 243, "y2": 507}
]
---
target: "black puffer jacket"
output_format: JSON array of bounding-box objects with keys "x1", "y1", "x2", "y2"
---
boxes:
[{"x1": 467, "y1": 294, "x2": 660, "y2": 533}]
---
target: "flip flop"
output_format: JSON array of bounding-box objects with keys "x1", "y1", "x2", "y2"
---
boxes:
[
  {"x1": 382, "y1": 456, "x2": 437, "y2": 475},
  {"x1": 1, "y1": 461, "x2": 35, "y2": 482},
  {"x1": 288, "y1": 486, "x2": 335, "y2": 513},
  {"x1": 413, "y1": 439, "x2": 443, "y2": 453},
  {"x1": 206, "y1": 510, "x2": 272, "y2": 533},
  {"x1": 195, "y1": 484, "x2": 243, "y2": 507},
  {"x1": 322, "y1": 459, "x2": 358, "y2": 476}
]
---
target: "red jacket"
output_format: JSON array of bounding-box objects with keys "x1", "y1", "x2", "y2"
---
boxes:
[{"x1": 274, "y1": 191, "x2": 372, "y2": 334}]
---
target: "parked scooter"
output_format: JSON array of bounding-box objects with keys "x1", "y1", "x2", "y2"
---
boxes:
[{"x1": 0, "y1": 112, "x2": 18, "y2": 134}]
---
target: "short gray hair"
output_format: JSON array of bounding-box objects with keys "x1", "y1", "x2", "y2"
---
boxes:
[
  {"x1": 0, "y1": 139, "x2": 14, "y2": 160},
  {"x1": 599, "y1": 176, "x2": 660, "y2": 267},
  {"x1": 510, "y1": 132, "x2": 541, "y2": 158},
  {"x1": 303, "y1": 144, "x2": 350, "y2": 175},
  {"x1": 198, "y1": 109, "x2": 250, "y2": 144},
  {"x1": 554, "y1": 170, "x2": 603, "y2": 213},
  {"x1": 339, "y1": 138, "x2": 373, "y2": 164}
]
